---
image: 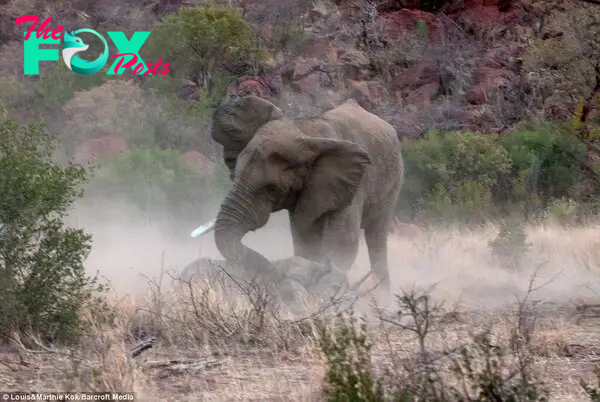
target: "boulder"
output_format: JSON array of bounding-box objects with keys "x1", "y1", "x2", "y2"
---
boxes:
[
  {"x1": 290, "y1": 59, "x2": 334, "y2": 97},
  {"x1": 403, "y1": 82, "x2": 440, "y2": 108},
  {"x1": 392, "y1": 61, "x2": 440, "y2": 91},
  {"x1": 376, "y1": 9, "x2": 443, "y2": 42},
  {"x1": 339, "y1": 48, "x2": 372, "y2": 80},
  {"x1": 466, "y1": 85, "x2": 488, "y2": 105},
  {"x1": 298, "y1": 35, "x2": 339, "y2": 64},
  {"x1": 347, "y1": 79, "x2": 389, "y2": 108},
  {"x1": 466, "y1": 67, "x2": 516, "y2": 105}
]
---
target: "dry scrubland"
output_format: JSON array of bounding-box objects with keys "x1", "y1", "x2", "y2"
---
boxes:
[{"x1": 3, "y1": 207, "x2": 600, "y2": 401}]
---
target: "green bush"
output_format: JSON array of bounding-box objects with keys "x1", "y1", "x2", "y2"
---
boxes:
[
  {"x1": 0, "y1": 118, "x2": 105, "y2": 343},
  {"x1": 489, "y1": 216, "x2": 531, "y2": 269},
  {"x1": 397, "y1": 121, "x2": 593, "y2": 225},
  {"x1": 319, "y1": 312, "x2": 384, "y2": 402},
  {"x1": 500, "y1": 120, "x2": 587, "y2": 206},
  {"x1": 399, "y1": 130, "x2": 512, "y2": 223},
  {"x1": 144, "y1": 5, "x2": 260, "y2": 94}
]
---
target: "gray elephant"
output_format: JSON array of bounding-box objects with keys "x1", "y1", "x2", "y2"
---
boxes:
[{"x1": 210, "y1": 95, "x2": 404, "y2": 296}]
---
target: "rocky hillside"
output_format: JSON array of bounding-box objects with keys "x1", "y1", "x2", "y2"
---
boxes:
[
  {"x1": 1, "y1": 0, "x2": 598, "y2": 143},
  {"x1": 221, "y1": 0, "x2": 600, "y2": 140}
]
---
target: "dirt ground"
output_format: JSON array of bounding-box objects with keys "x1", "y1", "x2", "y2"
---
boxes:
[{"x1": 2, "y1": 200, "x2": 600, "y2": 401}]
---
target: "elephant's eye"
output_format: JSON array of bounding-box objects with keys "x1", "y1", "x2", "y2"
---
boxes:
[{"x1": 266, "y1": 185, "x2": 280, "y2": 197}]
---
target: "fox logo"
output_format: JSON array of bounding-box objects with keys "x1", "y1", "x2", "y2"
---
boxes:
[{"x1": 61, "y1": 29, "x2": 108, "y2": 75}]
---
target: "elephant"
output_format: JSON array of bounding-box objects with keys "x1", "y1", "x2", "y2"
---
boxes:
[{"x1": 210, "y1": 95, "x2": 404, "y2": 296}]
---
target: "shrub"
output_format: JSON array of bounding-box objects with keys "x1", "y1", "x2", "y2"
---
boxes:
[
  {"x1": 541, "y1": 197, "x2": 580, "y2": 226},
  {"x1": 489, "y1": 216, "x2": 531, "y2": 269},
  {"x1": 319, "y1": 312, "x2": 384, "y2": 402},
  {"x1": 582, "y1": 366, "x2": 600, "y2": 402},
  {"x1": 0, "y1": 118, "x2": 105, "y2": 343},
  {"x1": 399, "y1": 130, "x2": 512, "y2": 223},
  {"x1": 500, "y1": 120, "x2": 587, "y2": 205},
  {"x1": 319, "y1": 291, "x2": 550, "y2": 401}
]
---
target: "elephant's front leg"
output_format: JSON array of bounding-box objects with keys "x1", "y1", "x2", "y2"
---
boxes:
[
  {"x1": 319, "y1": 208, "x2": 362, "y2": 273},
  {"x1": 289, "y1": 212, "x2": 323, "y2": 261}
]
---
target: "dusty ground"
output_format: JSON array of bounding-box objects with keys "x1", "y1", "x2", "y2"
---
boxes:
[{"x1": 2, "y1": 201, "x2": 600, "y2": 401}]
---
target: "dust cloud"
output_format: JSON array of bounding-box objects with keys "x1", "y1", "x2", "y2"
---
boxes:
[{"x1": 66, "y1": 197, "x2": 600, "y2": 310}]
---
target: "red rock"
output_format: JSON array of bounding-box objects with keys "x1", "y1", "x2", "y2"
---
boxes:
[
  {"x1": 238, "y1": 79, "x2": 269, "y2": 98},
  {"x1": 466, "y1": 67, "x2": 515, "y2": 105},
  {"x1": 339, "y1": 49, "x2": 371, "y2": 80},
  {"x1": 347, "y1": 79, "x2": 388, "y2": 108},
  {"x1": 462, "y1": 5, "x2": 503, "y2": 23},
  {"x1": 466, "y1": 85, "x2": 488, "y2": 105},
  {"x1": 404, "y1": 82, "x2": 439, "y2": 108},
  {"x1": 229, "y1": 75, "x2": 280, "y2": 100},
  {"x1": 293, "y1": 59, "x2": 316, "y2": 78},
  {"x1": 298, "y1": 36, "x2": 338, "y2": 63},
  {"x1": 366, "y1": 81, "x2": 388, "y2": 103},
  {"x1": 376, "y1": 9, "x2": 442, "y2": 42},
  {"x1": 292, "y1": 73, "x2": 321, "y2": 96},
  {"x1": 392, "y1": 62, "x2": 440, "y2": 90},
  {"x1": 73, "y1": 134, "x2": 128, "y2": 164}
]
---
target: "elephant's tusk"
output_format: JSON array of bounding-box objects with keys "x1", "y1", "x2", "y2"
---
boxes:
[{"x1": 190, "y1": 218, "x2": 217, "y2": 238}]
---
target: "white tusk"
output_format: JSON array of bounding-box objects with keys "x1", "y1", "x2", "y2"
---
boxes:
[{"x1": 190, "y1": 218, "x2": 217, "y2": 238}]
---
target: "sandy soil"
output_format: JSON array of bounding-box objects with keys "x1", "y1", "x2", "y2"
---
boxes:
[{"x1": 2, "y1": 199, "x2": 600, "y2": 401}]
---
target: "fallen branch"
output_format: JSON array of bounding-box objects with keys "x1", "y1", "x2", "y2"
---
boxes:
[
  {"x1": 131, "y1": 336, "x2": 156, "y2": 358},
  {"x1": 141, "y1": 358, "x2": 226, "y2": 378}
]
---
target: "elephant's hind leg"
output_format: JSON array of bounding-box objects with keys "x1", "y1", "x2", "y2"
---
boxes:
[{"x1": 365, "y1": 221, "x2": 391, "y2": 295}]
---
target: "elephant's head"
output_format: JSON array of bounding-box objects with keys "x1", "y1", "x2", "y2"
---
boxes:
[
  {"x1": 211, "y1": 96, "x2": 371, "y2": 279},
  {"x1": 211, "y1": 94, "x2": 284, "y2": 180}
]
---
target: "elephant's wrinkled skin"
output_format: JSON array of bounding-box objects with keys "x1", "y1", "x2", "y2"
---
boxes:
[{"x1": 210, "y1": 95, "x2": 404, "y2": 294}]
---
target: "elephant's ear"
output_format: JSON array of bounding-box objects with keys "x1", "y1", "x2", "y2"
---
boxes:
[
  {"x1": 211, "y1": 95, "x2": 284, "y2": 177},
  {"x1": 292, "y1": 137, "x2": 371, "y2": 233}
]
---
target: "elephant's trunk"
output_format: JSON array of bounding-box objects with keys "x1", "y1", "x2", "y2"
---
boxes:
[{"x1": 214, "y1": 190, "x2": 278, "y2": 283}]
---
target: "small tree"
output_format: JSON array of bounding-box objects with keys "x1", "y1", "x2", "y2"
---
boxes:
[
  {"x1": 144, "y1": 5, "x2": 259, "y2": 94},
  {"x1": 0, "y1": 118, "x2": 104, "y2": 343}
]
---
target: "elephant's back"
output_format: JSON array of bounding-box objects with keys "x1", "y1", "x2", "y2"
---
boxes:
[{"x1": 319, "y1": 101, "x2": 402, "y2": 169}]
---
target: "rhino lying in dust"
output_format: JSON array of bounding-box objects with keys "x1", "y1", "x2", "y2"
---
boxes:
[{"x1": 179, "y1": 256, "x2": 363, "y2": 309}]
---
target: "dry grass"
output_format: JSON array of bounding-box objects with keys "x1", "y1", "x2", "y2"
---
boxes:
[{"x1": 3, "y1": 221, "x2": 600, "y2": 401}]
